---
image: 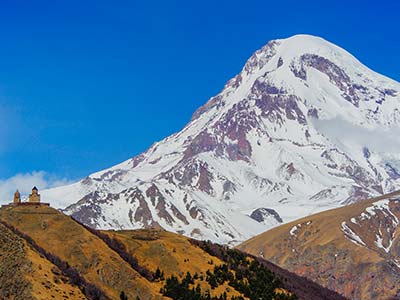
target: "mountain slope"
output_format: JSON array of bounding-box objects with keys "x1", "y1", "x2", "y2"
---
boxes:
[
  {"x1": 0, "y1": 222, "x2": 87, "y2": 300},
  {"x1": 0, "y1": 205, "x2": 163, "y2": 300},
  {"x1": 44, "y1": 34, "x2": 400, "y2": 244},
  {"x1": 238, "y1": 190, "x2": 400, "y2": 300},
  {"x1": 0, "y1": 204, "x2": 346, "y2": 300}
]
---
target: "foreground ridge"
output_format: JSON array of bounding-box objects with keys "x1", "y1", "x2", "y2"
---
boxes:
[{"x1": 0, "y1": 204, "x2": 345, "y2": 300}]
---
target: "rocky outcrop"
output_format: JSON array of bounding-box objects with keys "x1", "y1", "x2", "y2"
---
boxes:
[{"x1": 250, "y1": 208, "x2": 283, "y2": 224}]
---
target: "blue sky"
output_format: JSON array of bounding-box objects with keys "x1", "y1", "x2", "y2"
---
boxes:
[{"x1": 0, "y1": 0, "x2": 399, "y2": 196}]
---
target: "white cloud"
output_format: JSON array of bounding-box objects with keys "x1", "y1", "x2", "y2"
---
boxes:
[
  {"x1": 311, "y1": 116, "x2": 400, "y2": 154},
  {"x1": 0, "y1": 171, "x2": 73, "y2": 205}
]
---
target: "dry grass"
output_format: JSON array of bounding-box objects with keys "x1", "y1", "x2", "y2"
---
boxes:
[
  {"x1": 104, "y1": 229, "x2": 245, "y2": 298},
  {"x1": 0, "y1": 223, "x2": 34, "y2": 300},
  {"x1": 0, "y1": 205, "x2": 165, "y2": 300},
  {"x1": 0, "y1": 222, "x2": 86, "y2": 300},
  {"x1": 0, "y1": 205, "x2": 247, "y2": 299},
  {"x1": 238, "y1": 191, "x2": 400, "y2": 300},
  {"x1": 25, "y1": 245, "x2": 87, "y2": 300},
  {"x1": 104, "y1": 229, "x2": 223, "y2": 276}
]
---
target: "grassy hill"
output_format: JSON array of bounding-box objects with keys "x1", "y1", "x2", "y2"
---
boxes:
[
  {"x1": 0, "y1": 204, "x2": 345, "y2": 300},
  {"x1": 0, "y1": 222, "x2": 86, "y2": 300},
  {"x1": 238, "y1": 191, "x2": 400, "y2": 300}
]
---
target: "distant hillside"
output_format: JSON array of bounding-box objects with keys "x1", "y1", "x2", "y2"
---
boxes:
[
  {"x1": 0, "y1": 205, "x2": 344, "y2": 300},
  {"x1": 238, "y1": 191, "x2": 400, "y2": 300}
]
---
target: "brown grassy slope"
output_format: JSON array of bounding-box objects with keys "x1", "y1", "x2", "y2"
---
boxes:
[
  {"x1": 102, "y1": 229, "x2": 245, "y2": 299},
  {"x1": 0, "y1": 205, "x2": 166, "y2": 300},
  {"x1": 0, "y1": 204, "x2": 349, "y2": 300},
  {"x1": 238, "y1": 191, "x2": 400, "y2": 300},
  {"x1": 0, "y1": 222, "x2": 87, "y2": 300},
  {"x1": 107, "y1": 229, "x2": 346, "y2": 300},
  {"x1": 191, "y1": 239, "x2": 347, "y2": 300},
  {"x1": 103, "y1": 229, "x2": 223, "y2": 276}
]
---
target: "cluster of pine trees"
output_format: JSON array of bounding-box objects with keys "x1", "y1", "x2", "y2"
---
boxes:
[
  {"x1": 160, "y1": 272, "x2": 234, "y2": 300},
  {"x1": 205, "y1": 259, "x2": 297, "y2": 300},
  {"x1": 159, "y1": 240, "x2": 298, "y2": 300}
]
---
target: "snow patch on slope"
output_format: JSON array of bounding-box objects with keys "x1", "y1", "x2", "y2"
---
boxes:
[{"x1": 341, "y1": 221, "x2": 366, "y2": 247}]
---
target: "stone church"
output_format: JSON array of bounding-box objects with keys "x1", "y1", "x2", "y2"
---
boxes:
[
  {"x1": 28, "y1": 186, "x2": 41, "y2": 203},
  {"x1": 9, "y1": 186, "x2": 48, "y2": 207}
]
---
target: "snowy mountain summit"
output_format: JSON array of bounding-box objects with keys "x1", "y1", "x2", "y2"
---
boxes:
[{"x1": 44, "y1": 34, "x2": 400, "y2": 244}]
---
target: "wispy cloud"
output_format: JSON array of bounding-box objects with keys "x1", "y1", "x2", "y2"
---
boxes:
[
  {"x1": 312, "y1": 116, "x2": 400, "y2": 154},
  {"x1": 0, "y1": 171, "x2": 73, "y2": 204}
]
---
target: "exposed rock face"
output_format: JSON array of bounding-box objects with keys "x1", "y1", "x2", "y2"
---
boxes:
[
  {"x1": 250, "y1": 208, "x2": 283, "y2": 224},
  {"x1": 238, "y1": 191, "x2": 400, "y2": 300},
  {"x1": 43, "y1": 34, "x2": 400, "y2": 244}
]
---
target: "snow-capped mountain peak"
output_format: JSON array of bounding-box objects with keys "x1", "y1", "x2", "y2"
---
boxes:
[{"x1": 43, "y1": 34, "x2": 400, "y2": 244}]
